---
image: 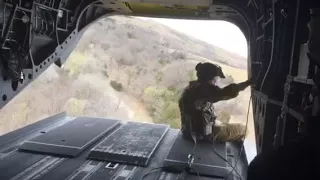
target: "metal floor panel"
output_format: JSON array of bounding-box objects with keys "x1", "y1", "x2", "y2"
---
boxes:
[
  {"x1": 0, "y1": 112, "x2": 67, "y2": 148},
  {"x1": 87, "y1": 164, "x2": 137, "y2": 180},
  {"x1": 0, "y1": 152, "x2": 46, "y2": 180},
  {"x1": 38, "y1": 149, "x2": 94, "y2": 180},
  {"x1": 86, "y1": 162, "x2": 121, "y2": 180},
  {"x1": 154, "y1": 171, "x2": 223, "y2": 180},
  {"x1": 163, "y1": 133, "x2": 230, "y2": 178},
  {"x1": 65, "y1": 160, "x2": 104, "y2": 180},
  {"x1": 88, "y1": 122, "x2": 169, "y2": 166},
  {"x1": 19, "y1": 117, "x2": 120, "y2": 157}
]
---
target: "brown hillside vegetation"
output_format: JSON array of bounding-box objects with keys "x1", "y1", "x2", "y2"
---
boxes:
[{"x1": 0, "y1": 16, "x2": 253, "y2": 143}]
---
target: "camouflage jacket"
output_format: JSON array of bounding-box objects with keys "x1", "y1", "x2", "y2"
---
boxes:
[{"x1": 179, "y1": 80, "x2": 247, "y2": 140}]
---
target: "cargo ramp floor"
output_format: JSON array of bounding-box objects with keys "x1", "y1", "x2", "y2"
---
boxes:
[{"x1": 0, "y1": 112, "x2": 248, "y2": 180}]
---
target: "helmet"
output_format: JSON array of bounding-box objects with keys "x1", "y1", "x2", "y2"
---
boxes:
[{"x1": 195, "y1": 62, "x2": 225, "y2": 82}]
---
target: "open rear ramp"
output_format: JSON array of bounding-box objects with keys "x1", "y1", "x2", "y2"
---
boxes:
[{"x1": 0, "y1": 113, "x2": 247, "y2": 180}]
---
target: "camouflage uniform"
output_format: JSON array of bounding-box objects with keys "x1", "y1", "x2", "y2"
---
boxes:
[{"x1": 179, "y1": 80, "x2": 250, "y2": 142}]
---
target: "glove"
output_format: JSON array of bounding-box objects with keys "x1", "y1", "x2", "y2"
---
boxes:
[{"x1": 237, "y1": 78, "x2": 253, "y2": 91}]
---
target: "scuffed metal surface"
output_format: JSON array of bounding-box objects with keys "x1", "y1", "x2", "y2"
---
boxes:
[{"x1": 89, "y1": 122, "x2": 169, "y2": 166}]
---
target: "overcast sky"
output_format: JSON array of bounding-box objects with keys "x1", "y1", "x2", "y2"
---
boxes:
[{"x1": 140, "y1": 17, "x2": 248, "y2": 57}]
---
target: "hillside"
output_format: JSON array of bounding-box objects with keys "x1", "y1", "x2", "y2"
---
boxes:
[{"x1": 0, "y1": 16, "x2": 253, "y2": 144}]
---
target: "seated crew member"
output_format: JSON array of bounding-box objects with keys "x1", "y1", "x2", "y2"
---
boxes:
[{"x1": 178, "y1": 62, "x2": 252, "y2": 142}]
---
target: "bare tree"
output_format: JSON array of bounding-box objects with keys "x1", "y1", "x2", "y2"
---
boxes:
[
  {"x1": 155, "y1": 71, "x2": 164, "y2": 87},
  {"x1": 126, "y1": 69, "x2": 137, "y2": 88},
  {"x1": 115, "y1": 69, "x2": 137, "y2": 112}
]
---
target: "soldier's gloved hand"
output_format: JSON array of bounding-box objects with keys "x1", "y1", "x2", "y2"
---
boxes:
[
  {"x1": 243, "y1": 77, "x2": 254, "y2": 88},
  {"x1": 237, "y1": 78, "x2": 253, "y2": 91},
  {"x1": 246, "y1": 77, "x2": 254, "y2": 85}
]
